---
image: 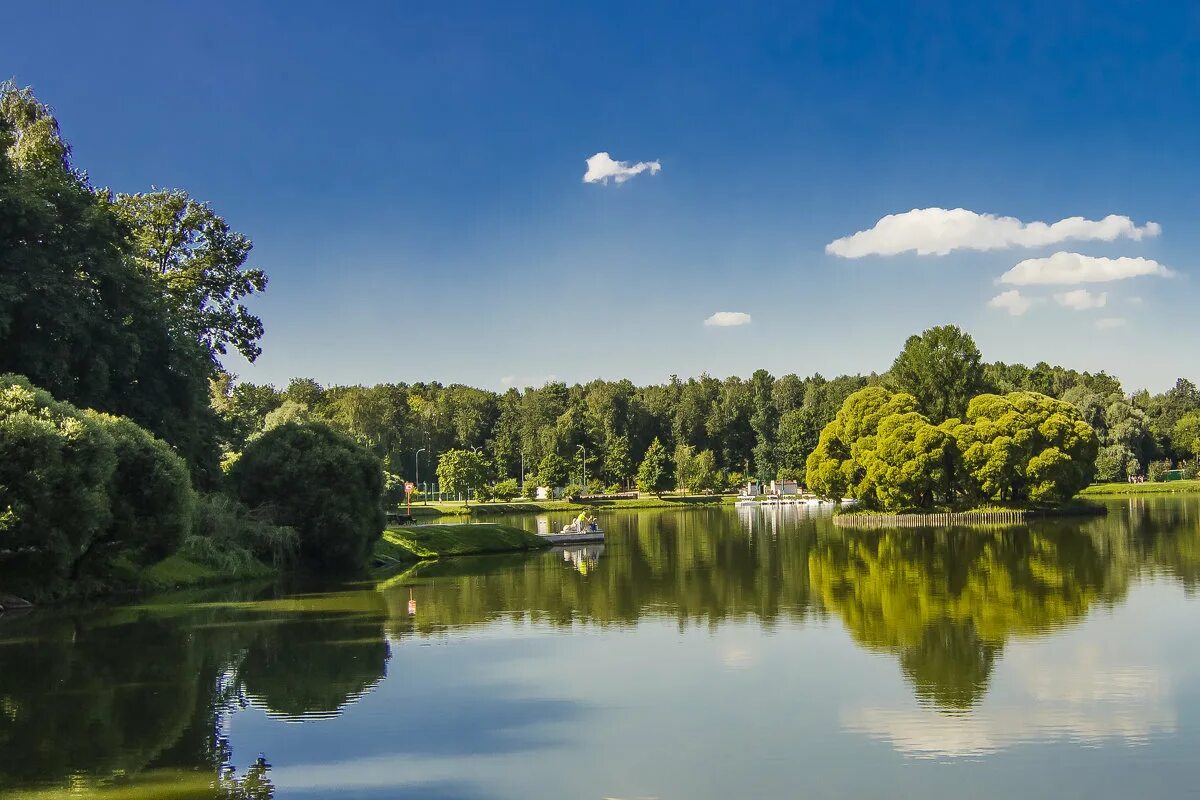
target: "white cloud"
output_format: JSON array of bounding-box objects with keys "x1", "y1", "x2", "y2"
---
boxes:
[
  {"x1": 1054, "y1": 289, "x2": 1108, "y2": 310},
  {"x1": 582, "y1": 152, "x2": 662, "y2": 184},
  {"x1": 1096, "y1": 317, "x2": 1128, "y2": 329},
  {"x1": 1000, "y1": 252, "x2": 1172, "y2": 286},
  {"x1": 987, "y1": 290, "x2": 1038, "y2": 316},
  {"x1": 826, "y1": 208, "x2": 1160, "y2": 258},
  {"x1": 704, "y1": 311, "x2": 752, "y2": 327}
]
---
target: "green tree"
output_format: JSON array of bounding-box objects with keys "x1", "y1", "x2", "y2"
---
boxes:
[
  {"x1": 674, "y1": 443, "x2": 696, "y2": 491},
  {"x1": 1173, "y1": 411, "x2": 1200, "y2": 459},
  {"x1": 691, "y1": 449, "x2": 719, "y2": 493},
  {"x1": 636, "y1": 437, "x2": 671, "y2": 495},
  {"x1": 889, "y1": 325, "x2": 985, "y2": 422},
  {"x1": 0, "y1": 85, "x2": 223, "y2": 481},
  {"x1": 87, "y1": 412, "x2": 195, "y2": 567},
  {"x1": 805, "y1": 387, "x2": 919, "y2": 502},
  {"x1": 231, "y1": 422, "x2": 384, "y2": 569},
  {"x1": 948, "y1": 391, "x2": 1098, "y2": 503},
  {"x1": 435, "y1": 449, "x2": 488, "y2": 502},
  {"x1": 536, "y1": 452, "x2": 570, "y2": 488},
  {"x1": 859, "y1": 411, "x2": 955, "y2": 511},
  {"x1": 602, "y1": 434, "x2": 633, "y2": 487},
  {"x1": 114, "y1": 188, "x2": 268, "y2": 364},
  {"x1": 0, "y1": 375, "x2": 115, "y2": 593},
  {"x1": 749, "y1": 369, "x2": 776, "y2": 480}
]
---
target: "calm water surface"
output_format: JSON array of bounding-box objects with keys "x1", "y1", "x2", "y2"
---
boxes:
[{"x1": 3, "y1": 498, "x2": 1200, "y2": 799}]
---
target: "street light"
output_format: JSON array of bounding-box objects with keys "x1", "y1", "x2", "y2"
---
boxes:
[{"x1": 416, "y1": 448, "x2": 426, "y2": 504}]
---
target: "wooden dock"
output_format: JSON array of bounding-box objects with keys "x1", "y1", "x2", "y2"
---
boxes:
[{"x1": 832, "y1": 511, "x2": 1027, "y2": 528}]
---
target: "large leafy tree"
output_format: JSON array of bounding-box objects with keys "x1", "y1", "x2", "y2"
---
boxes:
[
  {"x1": 231, "y1": 422, "x2": 384, "y2": 568},
  {"x1": 805, "y1": 387, "x2": 920, "y2": 502},
  {"x1": 636, "y1": 437, "x2": 671, "y2": 495},
  {"x1": 948, "y1": 391, "x2": 1098, "y2": 503},
  {"x1": 889, "y1": 325, "x2": 985, "y2": 422},
  {"x1": 435, "y1": 449, "x2": 488, "y2": 502},
  {"x1": 0, "y1": 84, "x2": 223, "y2": 480},
  {"x1": 114, "y1": 189, "x2": 267, "y2": 363}
]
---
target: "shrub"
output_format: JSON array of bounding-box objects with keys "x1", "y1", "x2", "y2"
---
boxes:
[
  {"x1": 1148, "y1": 460, "x2": 1172, "y2": 482},
  {"x1": 1183, "y1": 462, "x2": 1200, "y2": 480},
  {"x1": 562, "y1": 483, "x2": 584, "y2": 501},
  {"x1": 492, "y1": 478, "x2": 521, "y2": 501},
  {"x1": 88, "y1": 412, "x2": 195, "y2": 566},
  {"x1": 184, "y1": 493, "x2": 297, "y2": 571},
  {"x1": 231, "y1": 422, "x2": 384, "y2": 569},
  {"x1": 0, "y1": 375, "x2": 115, "y2": 589}
]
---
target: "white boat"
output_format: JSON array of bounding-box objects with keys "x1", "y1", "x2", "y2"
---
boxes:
[{"x1": 540, "y1": 519, "x2": 605, "y2": 544}]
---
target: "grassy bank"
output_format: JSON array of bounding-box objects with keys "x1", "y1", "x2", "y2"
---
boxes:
[
  {"x1": 373, "y1": 523, "x2": 551, "y2": 567},
  {"x1": 405, "y1": 494, "x2": 734, "y2": 517},
  {"x1": 1080, "y1": 479, "x2": 1200, "y2": 497}
]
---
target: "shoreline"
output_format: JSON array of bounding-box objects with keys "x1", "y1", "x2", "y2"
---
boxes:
[
  {"x1": 405, "y1": 494, "x2": 735, "y2": 518},
  {"x1": 1080, "y1": 479, "x2": 1200, "y2": 497}
]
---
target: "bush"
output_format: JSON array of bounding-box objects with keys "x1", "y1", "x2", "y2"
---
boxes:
[
  {"x1": 562, "y1": 483, "x2": 584, "y2": 501},
  {"x1": 1148, "y1": 459, "x2": 1172, "y2": 482},
  {"x1": 0, "y1": 375, "x2": 115, "y2": 589},
  {"x1": 184, "y1": 493, "x2": 297, "y2": 571},
  {"x1": 88, "y1": 412, "x2": 195, "y2": 566},
  {"x1": 231, "y1": 422, "x2": 385, "y2": 569},
  {"x1": 522, "y1": 480, "x2": 540, "y2": 500},
  {"x1": 1183, "y1": 462, "x2": 1199, "y2": 480},
  {"x1": 492, "y1": 478, "x2": 521, "y2": 501}
]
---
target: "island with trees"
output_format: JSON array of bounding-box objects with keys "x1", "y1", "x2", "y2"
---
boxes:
[{"x1": 3, "y1": 82, "x2": 1199, "y2": 605}]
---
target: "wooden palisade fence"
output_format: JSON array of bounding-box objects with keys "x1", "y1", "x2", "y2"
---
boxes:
[{"x1": 833, "y1": 510, "x2": 1028, "y2": 528}]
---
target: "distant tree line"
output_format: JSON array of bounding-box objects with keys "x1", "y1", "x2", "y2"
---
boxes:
[{"x1": 211, "y1": 325, "x2": 1199, "y2": 501}]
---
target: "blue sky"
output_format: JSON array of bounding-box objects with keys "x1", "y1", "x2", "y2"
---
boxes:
[{"x1": 5, "y1": 2, "x2": 1197, "y2": 392}]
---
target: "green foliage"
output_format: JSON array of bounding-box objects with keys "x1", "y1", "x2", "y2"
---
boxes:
[
  {"x1": 491, "y1": 477, "x2": 521, "y2": 500},
  {"x1": 1148, "y1": 460, "x2": 1172, "y2": 482},
  {"x1": 0, "y1": 85, "x2": 227, "y2": 483},
  {"x1": 0, "y1": 375, "x2": 201, "y2": 597},
  {"x1": 88, "y1": 412, "x2": 195, "y2": 566},
  {"x1": 888, "y1": 325, "x2": 985, "y2": 422},
  {"x1": 808, "y1": 386, "x2": 1099, "y2": 510},
  {"x1": 860, "y1": 411, "x2": 955, "y2": 510},
  {"x1": 1172, "y1": 411, "x2": 1200, "y2": 458},
  {"x1": 436, "y1": 449, "x2": 488, "y2": 500},
  {"x1": 1094, "y1": 444, "x2": 1137, "y2": 482},
  {"x1": 636, "y1": 437, "x2": 671, "y2": 494},
  {"x1": 0, "y1": 375, "x2": 115, "y2": 589},
  {"x1": 805, "y1": 387, "x2": 920, "y2": 504},
  {"x1": 536, "y1": 451, "x2": 570, "y2": 488},
  {"x1": 231, "y1": 422, "x2": 384, "y2": 569},
  {"x1": 949, "y1": 392, "x2": 1098, "y2": 503},
  {"x1": 114, "y1": 188, "x2": 268, "y2": 363},
  {"x1": 184, "y1": 494, "x2": 297, "y2": 573}
]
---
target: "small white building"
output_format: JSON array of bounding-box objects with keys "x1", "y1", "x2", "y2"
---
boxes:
[
  {"x1": 535, "y1": 486, "x2": 566, "y2": 500},
  {"x1": 770, "y1": 479, "x2": 799, "y2": 495},
  {"x1": 745, "y1": 480, "x2": 764, "y2": 497}
]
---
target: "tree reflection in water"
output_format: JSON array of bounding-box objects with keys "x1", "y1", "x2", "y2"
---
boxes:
[{"x1": 0, "y1": 499, "x2": 1197, "y2": 794}]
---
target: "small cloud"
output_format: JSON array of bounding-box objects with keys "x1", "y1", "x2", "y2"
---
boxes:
[
  {"x1": 1095, "y1": 317, "x2": 1128, "y2": 329},
  {"x1": 999, "y1": 252, "x2": 1173, "y2": 286},
  {"x1": 704, "y1": 311, "x2": 752, "y2": 327},
  {"x1": 499, "y1": 376, "x2": 515, "y2": 387},
  {"x1": 1054, "y1": 289, "x2": 1108, "y2": 310},
  {"x1": 583, "y1": 152, "x2": 662, "y2": 185},
  {"x1": 1129, "y1": 296, "x2": 1145, "y2": 305},
  {"x1": 826, "y1": 208, "x2": 1159, "y2": 258},
  {"x1": 987, "y1": 290, "x2": 1038, "y2": 316}
]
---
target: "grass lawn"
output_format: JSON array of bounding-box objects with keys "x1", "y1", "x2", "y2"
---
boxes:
[
  {"x1": 373, "y1": 523, "x2": 550, "y2": 567},
  {"x1": 1080, "y1": 479, "x2": 1200, "y2": 496}
]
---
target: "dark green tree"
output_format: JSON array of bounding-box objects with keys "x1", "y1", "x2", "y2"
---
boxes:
[
  {"x1": 889, "y1": 325, "x2": 985, "y2": 422},
  {"x1": 636, "y1": 437, "x2": 671, "y2": 495},
  {"x1": 231, "y1": 422, "x2": 384, "y2": 569}
]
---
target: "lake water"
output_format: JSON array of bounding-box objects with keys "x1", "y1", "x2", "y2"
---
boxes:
[{"x1": 2, "y1": 498, "x2": 1200, "y2": 799}]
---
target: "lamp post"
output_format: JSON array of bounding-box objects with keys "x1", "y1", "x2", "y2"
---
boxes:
[{"x1": 416, "y1": 448, "x2": 426, "y2": 504}]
